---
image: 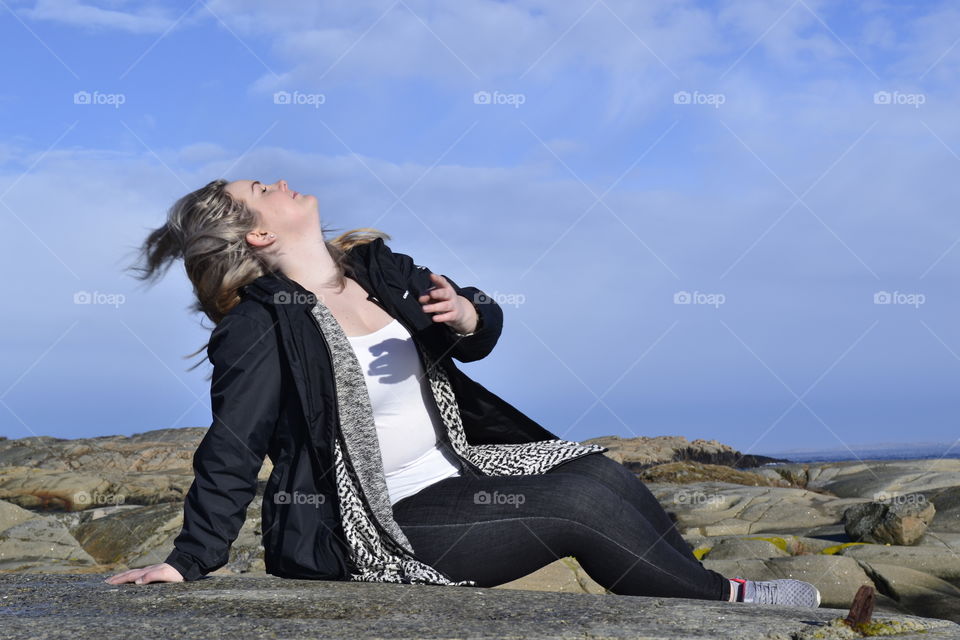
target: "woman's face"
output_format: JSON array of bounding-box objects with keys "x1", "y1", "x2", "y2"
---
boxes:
[{"x1": 225, "y1": 179, "x2": 319, "y2": 245}]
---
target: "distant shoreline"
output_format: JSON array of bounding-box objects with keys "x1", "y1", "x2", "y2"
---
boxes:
[{"x1": 756, "y1": 444, "x2": 960, "y2": 465}]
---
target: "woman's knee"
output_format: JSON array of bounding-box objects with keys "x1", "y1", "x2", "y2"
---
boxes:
[{"x1": 536, "y1": 472, "x2": 629, "y2": 526}]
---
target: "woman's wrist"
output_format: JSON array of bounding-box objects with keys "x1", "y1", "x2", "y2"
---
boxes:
[{"x1": 451, "y1": 297, "x2": 483, "y2": 337}]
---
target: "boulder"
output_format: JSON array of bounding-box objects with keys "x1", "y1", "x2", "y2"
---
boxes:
[{"x1": 843, "y1": 496, "x2": 935, "y2": 545}]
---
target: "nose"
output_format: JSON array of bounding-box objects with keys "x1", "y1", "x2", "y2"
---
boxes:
[{"x1": 276, "y1": 179, "x2": 287, "y2": 191}]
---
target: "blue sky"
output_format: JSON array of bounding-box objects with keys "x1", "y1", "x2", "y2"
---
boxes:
[{"x1": 1, "y1": 0, "x2": 958, "y2": 457}]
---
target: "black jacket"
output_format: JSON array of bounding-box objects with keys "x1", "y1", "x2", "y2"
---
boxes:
[{"x1": 164, "y1": 237, "x2": 570, "y2": 581}]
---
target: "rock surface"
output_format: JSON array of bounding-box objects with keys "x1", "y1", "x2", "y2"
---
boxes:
[
  {"x1": 647, "y1": 481, "x2": 866, "y2": 537},
  {"x1": 6, "y1": 429, "x2": 960, "y2": 627},
  {"x1": 1, "y1": 573, "x2": 958, "y2": 640}
]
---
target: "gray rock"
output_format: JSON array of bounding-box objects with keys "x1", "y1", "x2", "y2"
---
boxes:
[
  {"x1": 1, "y1": 573, "x2": 957, "y2": 640},
  {"x1": 843, "y1": 496, "x2": 935, "y2": 545},
  {"x1": 0, "y1": 516, "x2": 97, "y2": 571},
  {"x1": 648, "y1": 482, "x2": 866, "y2": 537},
  {"x1": 925, "y1": 486, "x2": 960, "y2": 533},
  {"x1": 771, "y1": 459, "x2": 960, "y2": 501},
  {"x1": 859, "y1": 562, "x2": 960, "y2": 623},
  {"x1": 840, "y1": 544, "x2": 960, "y2": 583},
  {"x1": 703, "y1": 537, "x2": 789, "y2": 560}
]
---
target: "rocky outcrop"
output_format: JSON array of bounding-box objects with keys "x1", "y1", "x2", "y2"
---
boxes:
[
  {"x1": 0, "y1": 429, "x2": 273, "y2": 512},
  {"x1": 1, "y1": 574, "x2": 958, "y2": 640},
  {"x1": 639, "y1": 461, "x2": 795, "y2": 487},
  {"x1": 582, "y1": 435, "x2": 786, "y2": 470}
]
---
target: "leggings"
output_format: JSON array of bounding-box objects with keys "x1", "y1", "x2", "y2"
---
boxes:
[{"x1": 391, "y1": 451, "x2": 731, "y2": 601}]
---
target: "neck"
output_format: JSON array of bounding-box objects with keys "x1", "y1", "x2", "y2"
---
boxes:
[{"x1": 278, "y1": 235, "x2": 344, "y2": 294}]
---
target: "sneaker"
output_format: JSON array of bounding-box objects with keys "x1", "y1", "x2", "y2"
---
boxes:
[{"x1": 731, "y1": 578, "x2": 821, "y2": 608}]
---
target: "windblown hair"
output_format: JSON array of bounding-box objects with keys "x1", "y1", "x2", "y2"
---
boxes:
[{"x1": 125, "y1": 178, "x2": 390, "y2": 372}]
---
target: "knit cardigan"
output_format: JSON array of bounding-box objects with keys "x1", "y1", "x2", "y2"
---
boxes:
[{"x1": 308, "y1": 299, "x2": 609, "y2": 587}]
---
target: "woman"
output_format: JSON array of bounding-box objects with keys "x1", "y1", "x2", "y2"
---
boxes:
[{"x1": 104, "y1": 178, "x2": 820, "y2": 607}]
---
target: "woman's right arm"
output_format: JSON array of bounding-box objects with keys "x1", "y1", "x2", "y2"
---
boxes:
[{"x1": 105, "y1": 310, "x2": 283, "y2": 584}]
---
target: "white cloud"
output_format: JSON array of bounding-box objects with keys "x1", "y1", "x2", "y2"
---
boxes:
[{"x1": 20, "y1": 0, "x2": 186, "y2": 34}]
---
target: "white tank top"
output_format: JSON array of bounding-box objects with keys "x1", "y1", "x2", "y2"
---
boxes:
[{"x1": 346, "y1": 318, "x2": 462, "y2": 506}]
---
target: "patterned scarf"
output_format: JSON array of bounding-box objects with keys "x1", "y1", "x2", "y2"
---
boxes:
[{"x1": 309, "y1": 299, "x2": 608, "y2": 586}]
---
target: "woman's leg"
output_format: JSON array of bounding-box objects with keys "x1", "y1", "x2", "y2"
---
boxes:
[
  {"x1": 391, "y1": 464, "x2": 731, "y2": 601},
  {"x1": 543, "y1": 452, "x2": 695, "y2": 558}
]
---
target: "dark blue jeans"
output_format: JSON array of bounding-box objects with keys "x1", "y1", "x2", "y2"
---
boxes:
[{"x1": 391, "y1": 451, "x2": 731, "y2": 600}]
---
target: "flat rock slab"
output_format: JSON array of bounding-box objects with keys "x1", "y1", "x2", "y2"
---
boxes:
[{"x1": 1, "y1": 574, "x2": 959, "y2": 640}]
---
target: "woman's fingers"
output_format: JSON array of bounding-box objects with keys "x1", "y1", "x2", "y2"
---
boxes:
[{"x1": 103, "y1": 562, "x2": 183, "y2": 584}]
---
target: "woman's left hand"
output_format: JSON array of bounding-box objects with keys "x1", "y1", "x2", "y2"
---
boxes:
[{"x1": 418, "y1": 272, "x2": 478, "y2": 334}]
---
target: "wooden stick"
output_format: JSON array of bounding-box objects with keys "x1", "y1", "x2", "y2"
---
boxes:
[{"x1": 843, "y1": 585, "x2": 875, "y2": 629}]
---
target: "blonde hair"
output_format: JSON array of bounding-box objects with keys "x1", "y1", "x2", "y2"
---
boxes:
[{"x1": 125, "y1": 178, "x2": 389, "y2": 370}]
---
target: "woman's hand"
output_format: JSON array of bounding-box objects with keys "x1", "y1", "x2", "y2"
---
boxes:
[
  {"x1": 418, "y1": 272, "x2": 478, "y2": 334},
  {"x1": 104, "y1": 562, "x2": 184, "y2": 585}
]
